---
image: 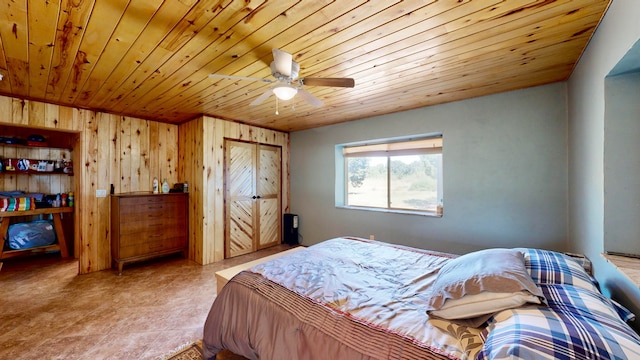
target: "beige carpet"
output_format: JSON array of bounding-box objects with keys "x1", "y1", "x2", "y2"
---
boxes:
[{"x1": 160, "y1": 340, "x2": 248, "y2": 360}]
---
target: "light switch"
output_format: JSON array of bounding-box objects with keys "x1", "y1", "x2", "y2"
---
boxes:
[{"x1": 96, "y1": 189, "x2": 107, "y2": 197}]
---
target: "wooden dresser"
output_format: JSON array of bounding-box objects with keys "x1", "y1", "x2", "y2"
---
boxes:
[{"x1": 110, "y1": 192, "x2": 188, "y2": 274}]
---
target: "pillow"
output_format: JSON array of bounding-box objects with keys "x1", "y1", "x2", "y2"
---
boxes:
[
  {"x1": 425, "y1": 248, "x2": 546, "y2": 326},
  {"x1": 516, "y1": 248, "x2": 599, "y2": 292},
  {"x1": 478, "y1": 284, "x2": 640, "y2": 360},
  {"x1": 430, "y1": 291, "x2": 542, "y2": 319}
]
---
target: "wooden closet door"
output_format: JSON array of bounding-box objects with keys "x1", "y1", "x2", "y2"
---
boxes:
[
  {"x1": 225, "y1": 140, "x2": 256, "y2": 258},
  {"x1": 257, "y1": 144, "x2": 281, "y2": 249}
]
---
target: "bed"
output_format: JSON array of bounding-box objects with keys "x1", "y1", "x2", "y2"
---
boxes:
[{"x1": 202, "y1": 237, "x2": 640, "y2": 360}]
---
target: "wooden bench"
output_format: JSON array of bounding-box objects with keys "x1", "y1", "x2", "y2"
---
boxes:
[{"x1": 0, "y1": 207, "x2": 73, "y2": 262}]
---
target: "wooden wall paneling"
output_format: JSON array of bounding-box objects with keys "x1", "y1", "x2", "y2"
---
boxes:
[
  {"x1": 71, "y1": 111, "x2": 83, "y2": 261},
  {"x1": 44, "y1": 103, "x2": 59, "y2": 129},
  {"x1": 15, "y1": 147, "x2": 30, "y2": 191},
  {"x1": 78, "y1": 109, "x2": 101, "y2": 274},
  {"x1": 0, "y1": 96, "x2": 9, "y2": 121},
  {"x1": 73, "y1": 113, "x2": 84, "y2": 261},
  {"x1": 93, "y1": 112, "x2": 113, "y2": 270},
  {"x1": 108, "y1": 113, "x2": 120, "y2": 195},
  {"x1": 119, "y1": 116, "x2": 131, "y2": 193},
  {"x1": 282, "y1": 132, "x2": 290, "y2": 214},
  {"x1": 210, "y1": 119, "x2": 223, "y2": 263},
  {"x1": 177, "y1": 121, "x2": 189, "y2": 259},
  {"x1": 178, "y1": 118, "x2": 204, "y2": 263},
  {"x1": 199, "y1": 118, "x2": 208, "y2": 263},
  {"x1": 129, "y1": 118, "x2": 144, "y2": 191},
  {"x1": 162, "y1": 123, "x2": 179, "y2": 185},
  {"x1": 28, "y1": 148, "x2": 46, "y2": 193},
  {"x1": 187, "y1": 119, "x2": 203, "y2": 264},
  {"x1": 222, "y1": 120, "x2": 239, "y2": 140},
  {"x1": 66, "y1": 106, "x2": 84, "y2": 132},
  {"x1": 53, "y1": 152, "x2": 65, "y2": 194},
  {"x1": 11, "y1": 98, "x2": 28, "y2": 125},
  {"x1": 149, "y1": 121, "x2": 160, "y2": 190},
  {"x1": 156, "y1": 122, "x2": 166, "y2": 182},
  {"x1": 3, "y1": 147, "x2": 17, "y2": 191},
  {"x1": 28, "y1": 101, "x2": 45, "y2": 128}
]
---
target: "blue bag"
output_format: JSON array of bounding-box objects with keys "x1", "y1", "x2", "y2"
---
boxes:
[{"x1": 7, "y1": 220, "x2": 56, "y2": 250}]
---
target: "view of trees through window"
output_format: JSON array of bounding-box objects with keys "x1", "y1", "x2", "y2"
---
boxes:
[{"x1": 347, "y1": 154, "x2": 441, "y2": 211}]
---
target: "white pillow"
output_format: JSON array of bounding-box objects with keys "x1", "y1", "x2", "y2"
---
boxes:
[{"x1": 430, "y1": 291, "x2": 542, "y2": 320}]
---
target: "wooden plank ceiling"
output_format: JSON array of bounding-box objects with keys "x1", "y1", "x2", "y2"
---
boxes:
[{"x1": 0, "y1": 0, "x2": 611, "y2": 132}]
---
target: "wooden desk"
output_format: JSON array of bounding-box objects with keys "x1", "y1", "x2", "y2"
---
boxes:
[{"x1": 0, "y1": 207, "x2": 73, "y2": 260}]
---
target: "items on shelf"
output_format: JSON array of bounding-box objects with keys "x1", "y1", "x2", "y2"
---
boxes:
[
  {"x1": 0, "y1": 158, "x2": 73, "y2": 175},
  {"x1": 0, "y1": 133, "x2": 48, "y2": 147},
  {"x1": 171, "y1": 182, "x2": 189, "y2": 193},
  {"x1": 0, "y1": 197, "x2": 35, "y2": 211},
  {"x1": 0, "y1": 191, "x2": 75, "y2": 211},
  {"x1": 161, "y1": 178, "x2": 170, "y2": 193}
]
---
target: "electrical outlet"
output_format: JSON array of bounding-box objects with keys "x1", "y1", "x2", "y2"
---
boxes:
[
  {"x1": 96, "y1": 189, "x2": 107, "y2": 198},
  {"x1": 369, "y1": 234, "x2": 375, "y2": 240}
]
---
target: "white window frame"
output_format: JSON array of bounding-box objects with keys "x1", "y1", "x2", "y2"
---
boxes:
[{"x1": 335, "y1": 134, "x2": 443, "y2": 216}]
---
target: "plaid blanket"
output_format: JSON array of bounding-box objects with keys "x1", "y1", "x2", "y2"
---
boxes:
[{"x1": 478, "y1": 250, "x2": 640, "y2": 360}]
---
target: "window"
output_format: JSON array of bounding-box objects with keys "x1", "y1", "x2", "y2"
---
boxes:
[{"x1": 339, "y1": 135, "x2": 443, "y2": 215}]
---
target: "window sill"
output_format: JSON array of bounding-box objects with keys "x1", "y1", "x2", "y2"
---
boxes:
[
  {"x1": 602, "y1": 253, "x2": 640, "y2": 287},
  {"x1": 336, "y1": 205, "x2": 442, "y2": 217}
]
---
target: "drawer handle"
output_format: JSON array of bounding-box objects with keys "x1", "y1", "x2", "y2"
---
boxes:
[{"x1": 147, "y1": 205, "x2": 164, "y2": 210}]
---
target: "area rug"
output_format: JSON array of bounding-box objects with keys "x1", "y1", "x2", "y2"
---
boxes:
[{"x1": 159, "y1": 340, "x2": 248, "y2": 360}]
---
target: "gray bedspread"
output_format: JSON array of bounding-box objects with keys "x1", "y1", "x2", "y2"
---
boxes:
[{"x1": 202, "y1": 237, "x2": 485, "y2": 360}]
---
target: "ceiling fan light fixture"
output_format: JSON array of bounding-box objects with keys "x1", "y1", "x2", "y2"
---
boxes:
[{"x1": 272, "y1": 84, "x2": 298, "y2": 100}]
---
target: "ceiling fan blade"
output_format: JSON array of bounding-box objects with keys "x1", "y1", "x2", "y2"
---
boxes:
[
  {"x1": 301, "y1": 77, "x2": 355, "y2": 88},
  {"x1": 209, "y1": 74, "x2": 273, "y2": 83},
  {"x1": 250, "y1": 89, "x2": 274, "y2": 106},
  {"x1": 272, "y1": 49, "x2": 293, "y2": 77},
  {"x1": 297, "y1": 88, "x2": 323, "y2": 107}
]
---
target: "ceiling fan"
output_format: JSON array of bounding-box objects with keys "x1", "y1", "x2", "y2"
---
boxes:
[{"x1": 209, "y1": 49, "x2": 355, "y2": 108}]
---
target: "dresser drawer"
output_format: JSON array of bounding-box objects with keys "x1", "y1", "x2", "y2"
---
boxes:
[
  {"x1": 119, "y1": 236, "x2": 186, "y2": 258},
  {"x1": 118, "y1": 226, "x2": 187, "y2": 246},
  {"x1": 118, "y1": 195, "x2": 182, "y2": 206},
  {"x1": 118, "y1": 200, "x2": 185, "y2": 221},
  {"x1": 117, "y1": 215, "x2": 187, "y2": 235}
]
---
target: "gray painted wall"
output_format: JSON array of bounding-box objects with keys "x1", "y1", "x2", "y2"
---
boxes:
[
  {"x1": 604, "y1": 72, "x2": 640, "y2": 256},
  {"x1": 568, "y1": 0, "x2": 640, "y2": 331},
  {"x1": 290, "y1": 83, "x2": 568, "y2": 255}
]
